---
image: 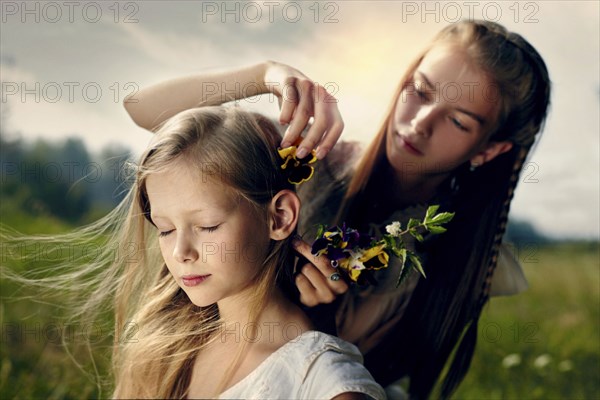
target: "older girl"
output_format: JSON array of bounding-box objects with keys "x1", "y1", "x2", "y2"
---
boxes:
[{"x1": 124, "y1": 20, "x2": 551, "y2": 398}]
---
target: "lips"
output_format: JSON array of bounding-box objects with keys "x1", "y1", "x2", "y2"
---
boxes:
[
  {"x1": 181, "y1": 274, "x2": 211, "y2": 287},
  {"x1": 395, "y1": 132, "x2": 423, "y2": 155}
]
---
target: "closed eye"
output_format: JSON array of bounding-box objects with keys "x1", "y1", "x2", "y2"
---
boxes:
[
  {"x1": 158, "y1": 225, "x2": 220, "y2": 238},
  {"x1": 413, "y1": 84, "x2": 432, "y2": 103},
  {"x1": 411, "y1": 77, "x2": 433, "y2": 102},
  {"x1": 159, "y1": 230, "x2": 174, "y2": 237},
  {"x1": 450, "y1": 117, "x2": 469, "y2": 132},
  {"x1": 202, "y1": 225, "x2": 220, "y2": 233}
]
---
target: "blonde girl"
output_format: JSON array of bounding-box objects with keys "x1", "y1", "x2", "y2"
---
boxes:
[
  {"x1": 2, "y1": 106, "x2": 385, "y2": 399},
  {"x1": 123, "y1": 20, "x2": 551, "y2": 398}
]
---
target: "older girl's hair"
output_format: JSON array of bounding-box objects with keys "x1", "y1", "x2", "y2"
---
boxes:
[
  {"x1": 336, "y1": 20, "x2": 551, "y2": 398},
  {"x1": 2, "y1": 106, "x2": 296, "y2": 398}
]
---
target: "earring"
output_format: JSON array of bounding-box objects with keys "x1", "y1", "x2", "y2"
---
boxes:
[{"x1": 469, "y1": 162, "x2": 479, "y2": 172}]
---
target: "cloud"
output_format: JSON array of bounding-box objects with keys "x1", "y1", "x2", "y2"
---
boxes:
[
  {"x1": 1, "y1": 1, "x2": 598, "y2": 239},
  {"x1": 1, "y1": 61, "x2": 37, "y2": 85}
]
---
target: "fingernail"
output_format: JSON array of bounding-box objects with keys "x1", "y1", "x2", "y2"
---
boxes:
[
  {"x1": 281, "y1": 139, "x2": 291, "y2": 148},
  {"x1": 296, "y1": 147, "x2": 308, "y2": 159},
  {"x1": 316, "y1": 148, "x2": 327, "y2": 160}
]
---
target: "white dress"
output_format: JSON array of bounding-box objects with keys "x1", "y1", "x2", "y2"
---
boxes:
[{"x1": 218, "y1": 330, "x2": 386, "y2": 400}]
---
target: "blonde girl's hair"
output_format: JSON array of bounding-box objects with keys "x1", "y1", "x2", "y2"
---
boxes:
[
  {"x1": 336, "y1": 20, "x2": 551, "y2": 399},
  {"x1": 1, "y1": 106, "x2": 296, "y2": 398}
]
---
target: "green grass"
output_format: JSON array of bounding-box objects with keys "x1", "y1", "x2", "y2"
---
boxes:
[
  {"x1": 453, "y1": 242, "x2": 600, "y2": 400},
  {"x1": 1, "y1": 210, "x2": 598, "y2": 399},
  {"x1": 0, "y1": 204, "x2": 115, "y2": 398}
]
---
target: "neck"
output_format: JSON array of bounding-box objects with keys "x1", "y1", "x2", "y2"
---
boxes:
[
  {"x1": 217, "y1": 284, "x2": 312, "y2": 344},
  {"x1": 370, "y1": 161, "x2": 450, "y2": 210}
]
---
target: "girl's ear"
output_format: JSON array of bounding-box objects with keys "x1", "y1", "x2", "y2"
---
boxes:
[
  {"x1": 268, "y1": 190, "x2": 301, "y2": 240},
  {"x1": 470, "y1": 141, "x2": 513, "y2": 166}
]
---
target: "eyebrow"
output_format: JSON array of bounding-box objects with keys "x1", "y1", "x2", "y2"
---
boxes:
[
  {"x1": 415, "y1": 70, "x2": 486, "y2": 125},
  {"x1": 455, "y1": 107, "x2": 486, "y2": 125},
  {"x1": 415, "y1": 70, "x2": 435, "y2": 91},
  {"x1": 150, "y1": 209, "x2": 205, "y2": 220}
]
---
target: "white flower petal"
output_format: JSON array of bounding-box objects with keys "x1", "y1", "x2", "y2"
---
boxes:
[
  {"x1": 533, "y1": 354, "x2": 552, "y2": 369},
  {"x1": 385, "y1": 221, "x2": 402, "y2": 237},
  {"x1": 501, "y1": 353, "x2": 522, "y2": 368}
]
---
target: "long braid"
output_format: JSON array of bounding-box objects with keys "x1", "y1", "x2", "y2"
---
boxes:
[
  {"x1": 477, "y1": 145, "x2": 531, "y2": 312},
  {"x1": 437, "y1": 21, "x2": 551, "y2": 398},
  {"x1": 471, "y1": 21, "x2": 550, "y2": 315}
]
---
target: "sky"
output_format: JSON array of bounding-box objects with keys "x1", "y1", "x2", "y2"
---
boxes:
[{"x1": 1, "y1": 0, "x2": 598, "y2": 239}]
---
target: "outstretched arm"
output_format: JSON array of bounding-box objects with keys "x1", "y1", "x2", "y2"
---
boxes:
[{"x1": 123, "y1": 61, "x2": 344, "y2": 159}]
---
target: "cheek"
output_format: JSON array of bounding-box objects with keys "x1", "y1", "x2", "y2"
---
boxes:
[
  {"x1": 157, "y1": 238, "x2": 186, "y2": 275},
  {"x1": 226, "y1": 234, "x2": 265, "y2": 268},
  {"x1": 157, "y1": 239, "x2": 172, "y2": 261},
  {"x1": 436, "y1": 137, "x2": 480, "y2": 166},
  {"x1": 234, "y1": 232, "x2": 270, "y2": 266},
  {"x1": 241, "y1": 242, "x2": 265, "y2": 265},
  {"x1": 160, "y1": 251, "x2": 177, "y2": 279},
  {"x1": 393, "y1": 94, "x2": 420, "y2": 125}
]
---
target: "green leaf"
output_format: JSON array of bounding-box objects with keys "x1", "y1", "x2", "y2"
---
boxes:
[
  {"x1": 383, "y1": 235, "x2": 394, "y2": 249},
  {"x1": 426, "y1": 225, "x2": 447, "y2": 234},
  {"x1": 395, "y1": 249, "x2": 410, "y2": 287},
  {"x1": 315, "y1": 224, "x2": 325, "y2": 238},
  {"x1": 396, "y1": 265, "x2": 413, "y2": 287},
  {"x1": 408, "y1": 252, "x2": 427, "y2": 278},
  {"x1": 410, "y1": 230, "x2": 425, "y2": 242},
  {"x1": 398, "y1": 248, "x2": 407, "y2": 261},
  {"x1": 425, "y1": 205, "x2": 440, "y2": 222},
  {"x1": 407, "y1": 218, "x2": 420, "y2": 230},
  {"x1": 429, "y1": 212, "x2": 455, "y2": 226}
]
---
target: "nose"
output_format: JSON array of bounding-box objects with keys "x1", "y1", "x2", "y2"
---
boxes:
[
  {"x1": 173, "y1": 231, "x2": 199, "y2": 263},
  {"x1": 410, "y1": 104, "x2": 437, "y2": 138}
]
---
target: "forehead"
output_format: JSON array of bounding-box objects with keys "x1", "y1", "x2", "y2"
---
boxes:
[
  {"x1": 417, "y1": 44, "x2": 499, "y2": 121},
  {"x1": 145, "y1": 159, "x2": 237, "y2": 215}
]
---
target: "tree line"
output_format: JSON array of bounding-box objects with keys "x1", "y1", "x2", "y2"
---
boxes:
[
  {"x1": 0, "y1": 127, "x2": 550, "y2": 242},
  {"x1": 1, "y1": 130, "x2": 131, "y2": 224}
]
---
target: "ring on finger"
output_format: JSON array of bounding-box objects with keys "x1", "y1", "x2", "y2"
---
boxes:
[
  {"x1": 329, "y1": 272, "x2": 341, "y2": 282},
  {"x1": 330, "y1": 259, "x2": 339, "y2": 268}
]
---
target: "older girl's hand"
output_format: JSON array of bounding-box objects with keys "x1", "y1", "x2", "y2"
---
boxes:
[
  {"x1": 292, "y1": 237, "x2": 349, "y2": 307},
  {"x1": 264, "y1": 61, "x2": 344, "y2": 160}
]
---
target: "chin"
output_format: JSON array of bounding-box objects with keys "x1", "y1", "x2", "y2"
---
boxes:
[
  {"x1": 385, "y1": 135, "x2": 403, "y2": 172},
  {"x1": 188, "y1": 297, "x2": 217, "y2": 308},
  {"x1": 181, "y1": 289, "x2": 218, "y2": 308}
]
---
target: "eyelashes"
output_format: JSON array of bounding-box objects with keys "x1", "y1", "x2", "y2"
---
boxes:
[
  {"x1": 410, "y1": 84, "x2": 471, "y2": 132},
  {"x1": 416, "y1": 88, "x2": 429, "y2": 100},
  {"x1": 159, "y1": 230, "x2": 174, "y2": 238},
  {"x1": 202, "y1": 225, "x2": 220, "y2": 233},
  {"x1": 450, "y1": 117, "x2": 469, "y2": 132},
  {"x1": 158, "y1": 225, "x2": 220, "y2": 238}
]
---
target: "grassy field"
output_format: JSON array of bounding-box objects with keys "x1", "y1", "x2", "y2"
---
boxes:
[
  {"x1": 453, "y1": 241, "x2": 599, "y2": 399},
  {"x1": 1, "y1": 210, "x2": 598, "y2": 398}
]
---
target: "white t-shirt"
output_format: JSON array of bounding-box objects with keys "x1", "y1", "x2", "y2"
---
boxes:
[{"x1": 218, "y1": 330, "x2": 386, "y2": 400}]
